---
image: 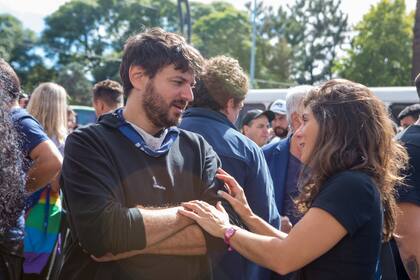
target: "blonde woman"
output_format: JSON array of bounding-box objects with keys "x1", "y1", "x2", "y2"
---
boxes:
[
  {"x1": 27, "y1": 82, "x2": 68, "y2": 154},
  {"x1": 24, "y1": 82, "x2": 68, "y2": 279}
]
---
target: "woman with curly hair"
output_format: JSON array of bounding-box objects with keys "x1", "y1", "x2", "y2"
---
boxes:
[
  {"x1": 0, "y1": 94, "x2": 25, "y2": 280},
  {"x1": 179, "y1": 79, "x2": 408, "y2": 279}
]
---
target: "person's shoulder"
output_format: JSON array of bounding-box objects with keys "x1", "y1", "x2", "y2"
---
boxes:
[
  {"x1": 11, "y1": 108, "x2": 41, "y2": 128},
  {"x1": 327, "y1": 170, "x2": 373, "y2": 185},
  {"x1": 66, "y1": 122, "x2": 109, "y2": 146},
  {"x1": 398, "y1": 125, "x2": 420, "y2": 146},
  {"x1": 262, "y1": 136, "x2": 289, "y2": 155},
  {"x1": 324, "y1": 170, "x2": 377, "y2": 197},
  {"x1": 178, "y1": 128, "x2": 210, "y2": 147},
  {"x1": 11, "y1": 108, "x2": 49, "y2": 148}
]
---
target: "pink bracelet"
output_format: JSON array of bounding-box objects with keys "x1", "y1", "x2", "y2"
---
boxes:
[{"x1": 223, "y1": 227, "x2": 237, "y2": 251}]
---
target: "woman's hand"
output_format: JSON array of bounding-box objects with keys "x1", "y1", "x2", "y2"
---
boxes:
[
  {"x1": 281, "y1": 216, "x2": 293, "y2": 233},
  {"x1": 178, "y1": 200, "x2": 230, "y2": 238},
  {"x1": 216, "y1": 168, "x2": 254, "y2": 221}
]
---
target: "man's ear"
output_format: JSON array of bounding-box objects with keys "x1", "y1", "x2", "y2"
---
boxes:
[
  {"x1": 242, "y1": 125, "x2": 249, "y2": 135},
  {"x1": 291, "y1": 111, "x2": 301, "y2": 131},
  {"x1": 226, "y1": 98, "x2": 235, "y2": 111},
  {"x1": 99, "y1": 100, "x2": 106, "y2": 113},
  {"x1": 128, "y1": 65, "x2": 148, "y2": 91}
]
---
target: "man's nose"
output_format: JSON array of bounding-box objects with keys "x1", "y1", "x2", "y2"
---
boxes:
[{"x1": 181, "y1": 85, "x2": 193, "y2": 102}]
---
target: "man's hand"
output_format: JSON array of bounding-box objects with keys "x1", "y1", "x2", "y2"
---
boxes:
[
  {"x1": 91, "y1": 252, "x2": 119, "y2": 262},
  {"x1": 281, "y1": 216, "x2": 292, "y2": 233}
]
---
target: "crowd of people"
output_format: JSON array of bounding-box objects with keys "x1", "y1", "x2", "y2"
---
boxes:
[{"x1": 0, "y1": 27, "x2": 419, "y2": 280}]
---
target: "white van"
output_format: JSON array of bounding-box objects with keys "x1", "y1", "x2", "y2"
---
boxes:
[{"x1": 240, "y1": 87, "x2": 418, "y2": 123}]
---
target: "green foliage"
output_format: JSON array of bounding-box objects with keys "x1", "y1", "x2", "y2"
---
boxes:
[
  {"x1": 191, "y1": 2, "x2": 292, "y2": 89},
  {"x1": 55, "y1": 62, "x2": 93, "y2": 105},
  {"x1": 192, "y1": 6, "x2": 251, "y2": 69},
  {"x1": 0, "y1": 14, "x2": 48, "y2": 92},
  {"x1": 278, "y1": 0, "x2": 348, "y2": 84},
  {"x1": 256, "y1": 38, "x2": 293, "y2": 88},
  {"x1": 336, "y1": 0, "x2": 413, "y2": 86},
  {"x1": 6, "y1": 0, "x2": 403, "y2": 99},
  {"x1": 41, "y1": 0, "x2": 179, "y2": 104},
  {"x1": 42, "y1": 0, "x2": 171, "y2": 69},
  {"x1": 252, "y1": 3, "x2": 293, "y2": 88}
]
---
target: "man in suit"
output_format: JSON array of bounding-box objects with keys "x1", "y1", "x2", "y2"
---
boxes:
[{"x1": 263, "y1": 85, "x2": 313, "y2": 226}]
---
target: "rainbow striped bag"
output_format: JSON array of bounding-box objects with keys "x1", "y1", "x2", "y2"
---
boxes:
[{"x1": 23, "y1": 186, "x2": 62, "y2": 274}]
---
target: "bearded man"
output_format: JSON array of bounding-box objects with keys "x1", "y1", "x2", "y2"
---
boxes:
[{"x1": 59, "y1": 28, "x2": 238, "y2": 280}]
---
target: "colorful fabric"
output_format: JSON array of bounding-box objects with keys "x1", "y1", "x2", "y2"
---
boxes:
[{"x1": 23, "y1": 186, "x2": 61, "y2": 274}]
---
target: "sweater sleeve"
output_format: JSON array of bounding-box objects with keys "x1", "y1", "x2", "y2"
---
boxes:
[
  {"x1": 198, "y1": 137, "x2": 245, "y2": 253},
  {"x1": 61, "y1": 129, "x2": 146, "y2": 256}
]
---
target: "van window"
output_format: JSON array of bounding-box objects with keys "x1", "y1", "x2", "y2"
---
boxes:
[{"x1": 74, "y1": 109, "x2": 97, "y2": 125}]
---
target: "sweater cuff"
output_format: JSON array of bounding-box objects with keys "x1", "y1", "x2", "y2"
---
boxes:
[{"x1": 128, "y1": 208, "x2": 147, "y2": 250}]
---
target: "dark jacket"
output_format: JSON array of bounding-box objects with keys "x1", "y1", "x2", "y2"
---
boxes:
[
  {"x1": 59, "y1": 112, "x2": 228, "y2": 280},
  {"x1": 263, "y1": 136, "x2": 291, "y2": 214}
]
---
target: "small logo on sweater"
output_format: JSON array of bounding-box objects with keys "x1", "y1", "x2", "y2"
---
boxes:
[{"x1": 152, "y1": 176, "x2": 166, "y2": 190}]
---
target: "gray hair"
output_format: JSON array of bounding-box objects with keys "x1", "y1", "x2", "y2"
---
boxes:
[{"x1": 285, "y1": 85, "x2": 314, "y2": 122}]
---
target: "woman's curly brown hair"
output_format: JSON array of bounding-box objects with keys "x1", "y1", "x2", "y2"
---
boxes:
[
  {"x1": 296, "y1": 79, "x2": 408, "y2": 241},
  {"x1": 0, "y1": 94, "x2": 25, "y2": 232}
]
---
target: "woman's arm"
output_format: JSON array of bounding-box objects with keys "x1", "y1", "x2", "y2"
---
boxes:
[
  {"x1": 229, "y1": 207, "x2": 347, "y2": 275},
  {"x1": 180, "y1": 200, "x2": 347, "y2": 275},
  {"x1": 242, "y1": 214, "x2": 288, "y2": 239}
]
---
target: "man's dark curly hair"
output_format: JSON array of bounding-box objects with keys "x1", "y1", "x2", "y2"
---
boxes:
[
  {"x1": 0, "y1": 93, "x2": 25, "y2": 232},
  {"x1": 120, "y1": 27, "x2": 203, "y2": 97}
]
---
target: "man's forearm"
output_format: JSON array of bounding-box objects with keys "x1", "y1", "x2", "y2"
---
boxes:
[
  {"x1": 139, "y1": 206, "x2": 194, "y2": 247},
  {"x1": 145, "y1": 224, "x2": 206, "y2": 255},
  {"x1": 92, "y1": 224, "x2": 206, "y2": 262}
]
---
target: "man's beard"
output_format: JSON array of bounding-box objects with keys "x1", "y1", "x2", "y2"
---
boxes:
[
  {"x1": 142, "y1": 81, "x2": 187, "y2": 128},
  {"x1": 274, "y1": 126, "x2": 289, "y2": 138}
]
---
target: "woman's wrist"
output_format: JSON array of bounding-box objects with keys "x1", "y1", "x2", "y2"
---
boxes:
[
  {"x1": 243, "y1": 213, "x2": 260, "y2": 229},
  {"x1": 219, "y1": 224, "x2": 232, "y2": 238},
  {"x1": 241, "y1": 208, "x2": 256, "y2": 223}
]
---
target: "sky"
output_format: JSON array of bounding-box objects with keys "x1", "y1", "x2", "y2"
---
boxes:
[{"x1": 0, "y1": 0, "x2": 417, "y2": 34}]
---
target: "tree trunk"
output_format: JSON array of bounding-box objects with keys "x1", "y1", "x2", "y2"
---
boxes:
[{"x1": 412, "y1": 0, "x2": 420, "y2": 83}]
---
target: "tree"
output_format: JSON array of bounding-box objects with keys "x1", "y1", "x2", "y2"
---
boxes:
[
  {"x1": 192, "y1": 2, "x2": 292, "y2": 88},
  {"x1": 337, "y1": 0, "x2": 413, "y2": 86},
  {"x1": 252, "y1": 3, "x2": 293, "y2": 88},
  {"x1": 192, "y1": 5, "x2": 251, "y2": 70},
  {"x1": 56, "y1": 62, "x2": 92, "y2": 105},
  {"x1": 42, "y1": 0, "x2": 178, "y2": 78},
  {"x1": 265, "y1": 0, "x2": 348, "y2": 85},
  {"x1": 0, "y1": 14, "x2": 47, "y2": 92},
  {"x1": 42, "y1": 0, "x2": 180, "y2": 104},
  {"x1": 256, "y1": 38, "x2": 292, "y2": 88},
  {"x1": 413, "y1": 0, "x2": 420, "y2": 80}
]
